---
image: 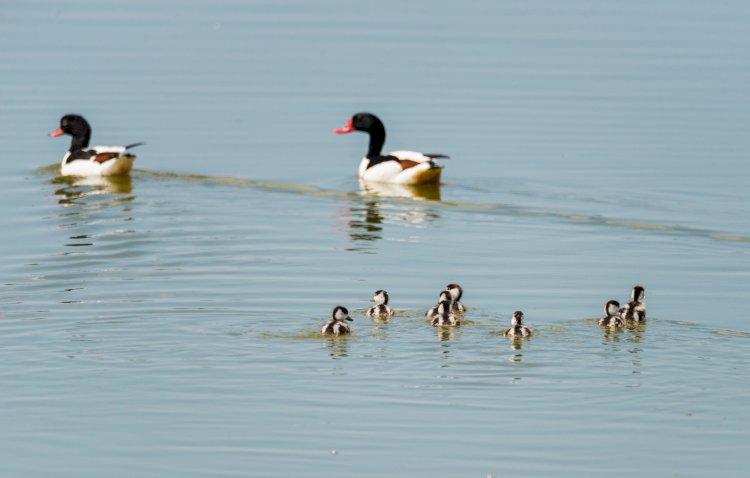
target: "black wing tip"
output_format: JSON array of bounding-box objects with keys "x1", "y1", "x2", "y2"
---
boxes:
[
  {"x1": 125, "y1": 142, "x2": 145, "y2": 150},
  {"x1": 425, "y1": 153, "x2": 450, "y2": 159}
]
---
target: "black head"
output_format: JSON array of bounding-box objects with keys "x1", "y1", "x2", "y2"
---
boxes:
[
  {"x1": 333, "y1": 112, "x2": 386, "y2": 157},
  {"x1": 632, "y1": 286, "x2": 645, "y2": 302},
  {"x1": 332, "y1": 305, "x2": 353, "y2": 322},
  {"x1": 50, "y1": 114, "x2": 90, "y2": 137},
  {"x1": 605, "y1": 300, "x2": 620, "y2": 316},
  {"x1": 513, "y1": 311, "x2": 524, "y2": 322},
  {"x1": 334, "y1": 112, "x2": 384, "y2": 134},
  {"x1": 49, "y1": 114, "x2": 91, "y2": 150}
]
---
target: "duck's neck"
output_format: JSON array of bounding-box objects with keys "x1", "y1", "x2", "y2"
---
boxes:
[
  {"x1": 69, "y1": 128, "x2": 91, "y2": 152},
  {"x1": 366, "y1": 123, "x2": 386, "y2": 158}
]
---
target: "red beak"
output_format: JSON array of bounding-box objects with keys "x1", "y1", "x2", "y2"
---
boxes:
[
  {"x1": 333, "y1": 118, "x2": 355, "y2": 134},
  {"x1": 48, "y1": 128, "x2": 64, "y2": 137}
]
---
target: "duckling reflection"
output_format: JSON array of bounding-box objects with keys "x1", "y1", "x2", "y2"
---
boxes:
[
  {"x1": 326, "y1": 337, "x2": 350, "y2": 359},
  {"x1": 436, "y1": 326, "x2": 458, "y2": 341},
  {"x1": 506, "y1": 335, "x2": 529, "y2": 351}
]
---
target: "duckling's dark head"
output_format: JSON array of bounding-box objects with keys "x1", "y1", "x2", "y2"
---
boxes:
[
  {"x1": 605, "y1": 300, "x2": 621, "y2": 316},
  {"x1": 332, "y1": 305, "x2": 353, "y2": 321},
  {"x1": 373, "y1": 289, "x2": 389, "y2": 304},
  {"x1": 446, "y1": 283, "x2": 463, "y2": 301},
  {"x1": 632, "y1": 286, "x2": 645, "y2": 302}
]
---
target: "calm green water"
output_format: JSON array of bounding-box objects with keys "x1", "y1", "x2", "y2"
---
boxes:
[{"x1": 2, "y1": 1, "x2": 750, "y2": 477}]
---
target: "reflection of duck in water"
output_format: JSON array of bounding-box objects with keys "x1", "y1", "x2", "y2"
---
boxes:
[
  {"x1": 431, "y1": 300, "x2": 460, "y2": 327},
  {"x1": 326, "y1": 337, "x2": 350, "y2": 359},
  {"x1": 504, "y1": 311, "x2": 533, "y2": 338},
  {"x1": 620, "y1": 286, "x2": 646, "y2": 323},
  {"x1": 321, "y1": 306, "x2": 353, "y2": 336},
  {"x1": 366, "y1": 290, "x2": 395, "y2": 319},
  {"x1": 49, "y1": 114, "x2": 143, "y2": 176},
  {"x1": 598, "y1": 300, "x2": 625, "y2": 328},
  {"x1": 359, "y1": 179, "x2": 441, "y2": 201},
  {"x1": 54, "y1": 174, "x2": 133, "y2": 199},
  {"x1": 334, "y1": 112, "x2": 447, "y2": 184}
]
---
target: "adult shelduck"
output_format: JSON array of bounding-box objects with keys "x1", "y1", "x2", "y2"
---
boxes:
[
  {"x1": 49, "y1": 114, "x2": 143, "y2": 176},
  {"x1": 333, "y1": 112, "x2": 447, "y2": 184}
]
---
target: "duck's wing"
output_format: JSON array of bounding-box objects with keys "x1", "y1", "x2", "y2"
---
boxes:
[{"x1": 387, "y1": 150, "x2": 449, "y2": 163}]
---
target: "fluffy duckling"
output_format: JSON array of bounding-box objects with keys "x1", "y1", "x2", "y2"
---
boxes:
[
  {"x1": 321, "y1": 306, "x2": 353, "y2": 336},
  {"x1": 446, "y1": 283, "x2": 466, "y2": 313},
  {"x1": 620, "y1": 286, "x2": 646, "y2": 322},
  {"x1": 504, "y1": 311, "x2": 533, "y2": 338},
  {"x1": 366, "y1": 289, "x2": 395, "y2": 319},
  {"x1": 426, "y1": 290, "x2": 452, "y2": 320},
  {"x1": 431, "y1": 300, "x2": 460, "y2": 327},
  {"x1": 597, "y1": 300, "x2": 625, "y2": 327}
]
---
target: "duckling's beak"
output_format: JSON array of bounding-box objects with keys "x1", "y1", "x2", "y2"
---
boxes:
[{"x1": 345, "y1": 317, "x2": 353, "y2": 322}]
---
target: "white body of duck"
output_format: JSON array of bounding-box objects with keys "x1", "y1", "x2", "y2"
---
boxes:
[
  {"x1": 366, "y1": 289, "x2": 395, "y2": 319},
  {"x1": 504, "y1": 311, "x2": 533, "y2": 338},
  {"x1": 50, "y1": 114, "x2": 143, "y2": 177},
  {"x1": 335, "y1": 113, "x2": 447, "y2": 185}
]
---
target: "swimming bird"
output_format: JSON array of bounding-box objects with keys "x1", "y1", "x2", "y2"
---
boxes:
[
  {"x1": 445, "y1": 283, "x2": 466, "y2": 313},
  {"x1": 333, "y1": 112, "x2": 447, "y2": 184},
  {"x1": 426, "y1": 290, "x2": 453, "y2": 320},
  {"x1": 49, "y1": 114, "x2": 143, "y2": 176},
  {"x1": 597, "y1": 300, "x2": 625, "y2": 327},
  {"x1": 321, "y1": 306, "x2": 354, "y2": 336},
  {"x1": 431, "y1": 300, "x2": 460, "y2": 327},
  {"x1": 620, "y1": 286, "x2": 646, "y2": 322},
  {"x1": 504, "y1": 311, "x2": 533, "y2": 337},
  {"x1": 366, "y1": 289, "x2": 395, "y2": 319}
]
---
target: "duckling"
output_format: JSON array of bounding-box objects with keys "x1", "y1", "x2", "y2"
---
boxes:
[
  {"x1": 598, "y1": 300, "x2": 625, "y2": 327},
  {"x1": 446, "y1": 283, "x2": 466, "y2": 313},
  {"x1": 504, "y1": 310, "x2": 533, "y2": 338},
  {"x1": 620, "y1": 285, "x2": 646, "y2": 322},
  {"x1": 321, "y1": 306, "x2": 353, "y2": 335},
  {"x1": 366, "y1": 289, "x2": 394, "y2": 319},
  {"x1": 431, "y1": 300, "x2": 460, "y2": 327},
  {"x1": 426, "y1": 290, "x2": 452, "y2": 319}
]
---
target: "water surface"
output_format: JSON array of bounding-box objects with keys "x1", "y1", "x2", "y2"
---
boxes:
[{"x1": 1, "y1": 1, "x2": 749, "y2": 477}]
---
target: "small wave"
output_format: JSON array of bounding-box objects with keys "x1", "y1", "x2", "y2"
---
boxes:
[{"x1": 36, "y1": 165, "x2": 750, "y2": 244}]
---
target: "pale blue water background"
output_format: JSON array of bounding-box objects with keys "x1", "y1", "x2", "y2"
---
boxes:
[{"x1": 1, "y1": 1, "x2": 749, "y2": 477}]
